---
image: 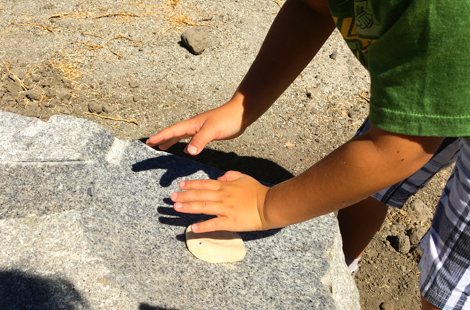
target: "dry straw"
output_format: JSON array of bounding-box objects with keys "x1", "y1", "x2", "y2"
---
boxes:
[
  {"x1": 107, "y1": 35, "x2": 142, "y2": 59},
  {"x1": 4, "y1": 62, "x2": 29, "y2": 90},
  {"x1": 11, "y1": 21, "x2": 55, "y2": 34},
  {"x1": 84, "y1": 112, "x2": 139, "y2": 125}
]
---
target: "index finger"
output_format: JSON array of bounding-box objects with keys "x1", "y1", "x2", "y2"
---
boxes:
[{"x1": 146, "y1": 119, "x2": 199, "y2": 148}]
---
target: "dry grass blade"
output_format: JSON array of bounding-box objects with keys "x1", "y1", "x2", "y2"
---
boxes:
[
  {"x1": 4, "y1": 62, "x2": 29, "y2": 90},
  {"x1": 111, "y1": 35, "x2": 142, "y2": 44},
  {"x1": 47, "y1": 13, "x2": 72, "y2": 20},
  {"x1": 107, "y1": 40, "x2": 123, "y2": 59},
  {"x1": 167, "y1": 11, "x2": 209, "y2": 28},
  {"x1": 11, "y1": 21, "x2": 55, "y2": 34},
  {"x1": 358, "y1": 93, "x2": 370, "y2": 102},
  {"x1": 75, "y1": 40, "x2": 104, "y2": 51},
  {"x1": 107, "y1": 35, "x2": 142, "y2": 59},
  {"x1": 274, "y1": 0, "x2": 283, "y2": 7},
  {"x1": 84, "y1": 112, "x2": 139, "y2": 125},
  {"x1": 92, "y1": 13, "x2": 139, "y2": 19},
  {"x1": 83, "y1": 31, "x2": 103, "y2": 38},
  {"x1": 0, "y1": 7, "x2": 3, "y2": 13},
  {"x1": 49, "y1": 59, "x2": 92, "y2": 82}
]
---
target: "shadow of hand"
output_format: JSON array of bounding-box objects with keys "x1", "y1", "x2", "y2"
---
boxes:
[{"x1": 132, "y1": 156, "x2": 224, "y2": 187}]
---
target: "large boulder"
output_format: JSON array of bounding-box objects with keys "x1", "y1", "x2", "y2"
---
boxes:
[{"x1": 0, "y1": 111, "x2": 359, "y2": 310}]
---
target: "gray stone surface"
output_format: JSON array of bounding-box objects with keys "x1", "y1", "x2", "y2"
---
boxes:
[
  {"x1": 0, "y1": 111, "x2": 359, "y2": 310},
  {"x1": 181, "y1": 27, "x2": 211, "y2": 55}
]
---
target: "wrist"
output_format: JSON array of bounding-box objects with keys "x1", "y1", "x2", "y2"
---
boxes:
[
  {"x1": 257, "y1": 185, "x2": 273, "y2": 230},
  {"x1": 227, "y1": 91, "x2": 260, "y2": 130}
]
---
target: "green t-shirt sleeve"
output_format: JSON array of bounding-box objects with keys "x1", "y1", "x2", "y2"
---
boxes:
[{"x1": 368, "y1": 0, "x2": 470, "y2": 137}]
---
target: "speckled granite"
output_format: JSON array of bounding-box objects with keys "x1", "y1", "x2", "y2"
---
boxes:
[{"x1": 0, "y1": 111, "x2": 359, "y2": 310}]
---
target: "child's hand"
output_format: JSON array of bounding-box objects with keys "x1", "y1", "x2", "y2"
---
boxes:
[
  {"x1": 171, "y1": 171, "x2": 270, "y2": 233},
  {"x1": 146, "y1": 100, "x2": 247, "y2": 155}
]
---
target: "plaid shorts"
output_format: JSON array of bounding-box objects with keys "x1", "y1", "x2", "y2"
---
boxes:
[{"x1": 356, "y1": 118, "x2": 470, "y2": 310}]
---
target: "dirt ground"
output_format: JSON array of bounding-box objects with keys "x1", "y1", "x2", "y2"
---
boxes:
[{"x1": 0, "y1": 1, "x2": 452, "y2": 309}]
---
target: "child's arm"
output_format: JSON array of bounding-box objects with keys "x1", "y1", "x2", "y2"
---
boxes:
[
  {"x1": 146, "y1": 0, "x2": 335, "y2": 155},
  {"x1": 172, "y1": 125, "x2": 444, "y2": 233}
]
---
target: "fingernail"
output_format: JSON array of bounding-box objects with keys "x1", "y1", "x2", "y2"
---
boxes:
[
  {"x1": 174, "y1": 202, "x2": 182, "y2": 210},
  {"x1": 188, "y1": 145, "x2": 197, "y2": 155},
  {"x1": 192, "y1": 224, "x2": 198, "y2": 232},
  {"x1": 171, "y1": 192, "x2": 177, "y2": 200},
  {"x1": 180, "y1": 181, "x2": 185, "y2": 188}
]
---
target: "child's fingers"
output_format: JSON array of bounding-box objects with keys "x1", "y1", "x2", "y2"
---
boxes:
[
  {"x1": 171, "y1": 189, "x2": 221, "y2": 203},
  {"x1": 179, "y1": 179, "x2": 221, "y2": 191},
  {"x1": 157, "y1": 136, "x2": 189, "y2": 151},
  {"x1": 191, "y1": 217, "x2": 231, "y2": 233},
  {"x1": 146, "y1": 120, "x2": 198, "y2": 147},
  {"x1": 174, "y1": 200, "x2": 224, "y2": 216}
]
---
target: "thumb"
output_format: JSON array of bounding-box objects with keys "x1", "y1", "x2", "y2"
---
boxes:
[
  {"x1": 218, "y1": 170, "x2": 243, "y2": 182},
  {"x1": 185, "y1": 126, "x2": 217, "y2": 155}
]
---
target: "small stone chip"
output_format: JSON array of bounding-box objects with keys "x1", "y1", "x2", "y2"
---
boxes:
[
  {"x1": 25, "y1": 90, "x2": 42, "y2": 101},
  {"x1": 129, "y1": 80, "x2": 139, "y2": 88},
  {"x1": 56, "y1": 87, "x2": 71, "y2": 101},
  {"x1": 88, "y1": 101, "x2": 103, "y2": 114},
  {"x1": 185, "y1": 225, "x2": 246, "y2": 263}
]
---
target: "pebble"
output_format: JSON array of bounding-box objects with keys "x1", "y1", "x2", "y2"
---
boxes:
[
  {"x1": 10, "y1": 68, "x2": 27, "y2": 81},
  {"x1": 51, "y1": 76, "x2": 62, "y2": 86},
  {"x1": 61, "y1": 78, "x2": 73, "y2": 89},
  {"x1": 129, "y1": 80, "x2": 139, "y2": 88},
  {"x1": 389, "y1": 224, "x2": 405, "y2": 235},
  {"x1": 102, "y1": 103, "x2": 116, "y2": 114},
  {"x1": 25, "y1": 90, "x2": 42, "y2": 101},
  {"x1": 88, "y1": 101, "x2": 103, "y2": 114},
  {"x1": 45, "y1": 98, "x2": 59, "y2": 108},
  {"x1": 4, "y1": 81, "x2": 22, "y2": 94},
  {"x1": 57, "y1": 106, "x2": 71, "y2": 115},
  {"x1": 0, "y1": 91, "x2": 4, "y2": 99},
  {"x1": 412, "y1": 246, "x2": 424, "y2": 261},
  {"x1": 408, "y1": 199, "x2": 433, "y2": 223},
  {"x1": 394, "y1": 233, "x2": 411, "y2": 254},
  {"x1": 55, "y1": 87, "x2": 71, "y2": 101},
  {"x1": 41, "y1": 80, "x2": 51, "y2": 88},
  {"x1": 45, "y1": 88, "x2": 56, "y2": 98},
  {"x1": 379, "y1": 301, "x2": 395, "y2": 310},
  {"x1": 24, "y1": 102, "x2": 40, "y2": 118},
  {"x1": 410, "y1": 226, "x2": 428, "y2": 245},
  {"x1": 133, "y1": 95, "x2": 142, "y2": 102},
  {"x1": 181, "y1": 27, "x2": 211, "y2": 55}
]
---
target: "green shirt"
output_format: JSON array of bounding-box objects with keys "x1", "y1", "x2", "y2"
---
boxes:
[{"x1": 327, "y1": 0, "x2": 470, "y2": 137}]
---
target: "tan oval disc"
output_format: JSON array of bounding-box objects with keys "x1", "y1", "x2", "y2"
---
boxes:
[{"x1": 185, "y1": 226, "x2": 246, "y2": 263}]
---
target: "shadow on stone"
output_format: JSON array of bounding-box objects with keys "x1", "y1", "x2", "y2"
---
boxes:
[
  {"x1": 139, "y1": 303, "x2": 178, "y2": 310},
  {"x1": 0, "y1": 270, "x2": 88, "y2": 310},
  {"x1": 132, "y1": 155, "x2": 224, "y2": 187},
  {"x1": 138, "y1": 140, "x2": 294, "y2": 185},
  {"x1": 158, "y1": 198, "x2": 281, "y2": 242}
]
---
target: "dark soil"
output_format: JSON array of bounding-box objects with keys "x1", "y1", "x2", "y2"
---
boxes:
[{"x1": 0, "y1": 1, "x2": 452, "y2": 309}]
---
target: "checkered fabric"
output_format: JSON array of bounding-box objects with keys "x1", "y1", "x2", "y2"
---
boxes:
[{"x1": 355, "y1": 118, "x2": 470, "y2": 309}]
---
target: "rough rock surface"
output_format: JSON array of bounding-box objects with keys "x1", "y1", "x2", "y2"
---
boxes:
[
  {"x1": 0, "y1": 111, "x2": 359, "y2": 310},
  {"x1": 181, "y1": 27, "x2": 211, "y2": 55}
]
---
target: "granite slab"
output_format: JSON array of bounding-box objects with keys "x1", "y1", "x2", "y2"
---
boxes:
[{"x1": 0, "y1": 111, "x2": 360, "y2": 310}]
